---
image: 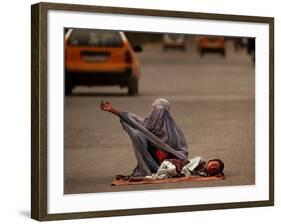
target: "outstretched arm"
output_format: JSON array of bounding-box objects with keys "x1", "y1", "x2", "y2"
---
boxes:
[{"x1": 100, "y1": 100, "x2": 120, "y2": 117}]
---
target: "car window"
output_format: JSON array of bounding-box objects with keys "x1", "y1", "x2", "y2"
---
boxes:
[
  {"x1": 208, "y1": 36, "x2": 219, "y2": 41},
  {"x1": 170, "y1": 34, "x2": 182, "y2": 40},
  {"x1": 68, "y1": 29, "x2": 124, "y2": 47},
  {"x1": 165, "y1": 34, "x2": 183, "y2": 40}
]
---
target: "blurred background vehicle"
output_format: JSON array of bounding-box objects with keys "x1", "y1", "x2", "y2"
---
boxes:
[
  {"x1": 232, "y1": 37, "x2": 255, "y2": 63},
  {"x1": 197, "y1": 36, "x2": 226, "y2": 57},
  {"x1": 65, "y1": 29, "x2": 142, "y2": 96},
  {"x1": 247, "y1": 38, "x2": 255, "y2": 63},
  {"x1": 233, "y1": 37, "x2": 248, "y2": 51},
  {"x1": 162, "y1": 34, "x2": 186, "y2": 51}
]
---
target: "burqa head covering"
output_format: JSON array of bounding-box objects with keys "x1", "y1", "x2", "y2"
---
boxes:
[
  {"x1": 152, "y1": 98, "x2": 170, "y2": 111},
  {"x1": 145, "y1": 99, "x2": 188, "y2": 151}
]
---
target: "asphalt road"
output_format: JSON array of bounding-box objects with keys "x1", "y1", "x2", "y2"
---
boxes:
[{"x1": 64, "y1": 38, "x2": 255, "y2": 194}]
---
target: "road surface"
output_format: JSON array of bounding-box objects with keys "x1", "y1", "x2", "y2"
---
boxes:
[{"x1": 64, "y1": 38, "x2": 255, "y2": 194}]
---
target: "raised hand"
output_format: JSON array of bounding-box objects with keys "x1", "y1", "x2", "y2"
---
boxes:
[{"x1": 100, "y1": 100, "x2": 113, "y2": 112}]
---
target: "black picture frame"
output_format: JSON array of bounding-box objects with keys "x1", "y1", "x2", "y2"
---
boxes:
[{"x1": 31, "y1": 2, "x2": 274, "y2": 221}]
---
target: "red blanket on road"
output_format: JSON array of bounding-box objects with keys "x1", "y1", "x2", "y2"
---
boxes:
[{"x1": 111, "y1": 175, "x2": 225, "y2": 186}]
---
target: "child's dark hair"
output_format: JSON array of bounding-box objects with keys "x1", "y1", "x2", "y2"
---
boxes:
[{"x1": 209, "y1": 159, "x2": 224, "y2": 174}]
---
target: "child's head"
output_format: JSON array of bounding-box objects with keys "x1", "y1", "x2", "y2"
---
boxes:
[{"x1": 206, "y1": 159, "x2": 224, "y2": 176}]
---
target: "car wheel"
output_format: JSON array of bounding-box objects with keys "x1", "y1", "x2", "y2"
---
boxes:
[
  {"x1": 65, "y1": 75, "x2": 73, "y2": 95},
  {"x1": 65, "y1": 83, "x2": 73, "y2": 96},
  {"x1": 128, "y1": 77, "x2": 138, "y2": 96},
  {"x1": 221, "y1": 49, "x2": 226, "y2": 57}
]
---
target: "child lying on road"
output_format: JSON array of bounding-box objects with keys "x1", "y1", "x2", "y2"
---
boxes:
[{"x1": 116, "y1": 157, "x2": 224, "y2": 182}]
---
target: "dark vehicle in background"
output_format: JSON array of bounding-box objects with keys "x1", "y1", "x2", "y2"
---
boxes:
[
  {"x1": 234, "y1": 37, "x2": 248, "y2": 51},
  {"x1": 247, "y1": 38, "x2": 255, "y2": 63},
  {"x1": 197, "y1": 36, "x2": 226, "y2": 57},
  {"x1": 163, "y1": 34, "x2": 186, "y2": 51},
  {"x1": 65, "y1": 29, "x2": 142, "y2": 95}
]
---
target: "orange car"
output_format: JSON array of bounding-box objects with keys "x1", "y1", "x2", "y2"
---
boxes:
[
  {"x1": 65, "y1": 29, "x2": 141, "y2": 95},
  {"x1": 197, "y1": 36, "x2": 226, "y2": 57}
]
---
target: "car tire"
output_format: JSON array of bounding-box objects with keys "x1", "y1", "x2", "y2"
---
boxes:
[
  {"x1": 65, "y1": 73, "x2": 73, "y2": 96},
  {"x1": 128, "y1": 77, "x2": 138, "y2": 96},
  {"x1": 221, "y1": 49, "x2": 226, "y2": 57},
  {"x1": 65, "y1": 82, "x2": 73, "y2": 96}
]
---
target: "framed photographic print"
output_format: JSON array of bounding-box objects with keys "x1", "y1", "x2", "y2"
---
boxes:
[{"x1": 31, "y1": 2, "x2": 274, "y2": 221}]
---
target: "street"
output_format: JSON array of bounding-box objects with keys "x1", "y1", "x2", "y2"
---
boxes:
[{"x1": 64, "y1": 38, "x2": 255, "y2": 194}]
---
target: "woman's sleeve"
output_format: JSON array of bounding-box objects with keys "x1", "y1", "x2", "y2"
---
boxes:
[{"x1": 119, "y1": 111, "x2": 146, "y2": 126}]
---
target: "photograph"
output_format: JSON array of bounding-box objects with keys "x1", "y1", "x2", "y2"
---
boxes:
[{"x1": 63, "y1": 28, "x2": 255, "y2": 194}]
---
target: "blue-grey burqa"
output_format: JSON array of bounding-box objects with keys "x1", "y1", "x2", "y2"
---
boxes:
[{"x1": 119, "y1": 98, "x2": 188, "y2": 177}]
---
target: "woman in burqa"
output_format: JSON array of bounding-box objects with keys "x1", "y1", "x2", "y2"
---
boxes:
[{"x1": 100, "y1": 98, "x2": 188, "y2": 178}]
